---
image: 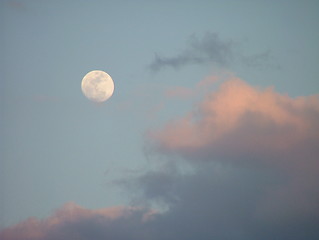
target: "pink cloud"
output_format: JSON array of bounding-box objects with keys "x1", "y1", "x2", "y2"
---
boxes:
[
  {"x1": 0, "y1": 202, "x2": 154, "y2": 240},
  {"x1": 164, "y1": 75, "x2": 219, "y2": 100},
  {"x1": 165, "y1": 86, "x2": 194, "y2": 99},
  {"x1": 196, "y1": 75, "x2": 219, "y2": 88},
  {"x1": 151, "y1": 77, "x2": 319, "y2": 162},
  {"x1": 149, "y1": 76, "x2": 319, "y2": 221}
]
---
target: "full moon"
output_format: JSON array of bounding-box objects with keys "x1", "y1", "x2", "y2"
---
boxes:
[{"x1": 81, "y1": 70, "x2": 114, "y2": 102}]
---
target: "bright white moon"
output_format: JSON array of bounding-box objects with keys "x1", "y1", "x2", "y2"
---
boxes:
[{"x1": 81, "y1": 70, "x2": 114, "y2": 102}]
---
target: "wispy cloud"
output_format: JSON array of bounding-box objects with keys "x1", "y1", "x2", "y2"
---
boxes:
[
  {"x1": 149, "y1": 33, "x2": 278, "y2": 72},
  {"x1": 149, "y1": 33, "x2": 233, "y2": 72}
]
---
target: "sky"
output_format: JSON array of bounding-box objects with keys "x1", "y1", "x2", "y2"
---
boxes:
[{"x1": 1, "y1": 0, "x2": 319, "y2": 239}]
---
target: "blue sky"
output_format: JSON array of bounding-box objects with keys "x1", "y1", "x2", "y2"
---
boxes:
[{"x1": 1, "y1": 1, "x2": 319, "y2": 239}]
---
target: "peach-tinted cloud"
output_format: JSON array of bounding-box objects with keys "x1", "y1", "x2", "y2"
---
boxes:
[
  {"x1": 196, "y1": 75, "x2": 219, "y2": 89},
  {"x1": 151, "y1": 77, "x2": 319, "y2": 163},
  {"x1": 165, "y1": 75, "x2": 219, "y2": 100},
  {"x1": 165, "y1": 86, "x2": 194, "y2": 99},
  {"x1": 149, "y1": 76, "x2": 319, "y2": 222},
  {"x1": 0, "y1": 202, "x2": 154, "y2": 240}
]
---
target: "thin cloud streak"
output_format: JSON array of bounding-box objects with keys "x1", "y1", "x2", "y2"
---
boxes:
[
  {"x1": 149, "y1": 33, "x2": 233, "y2": 72},
  {"x1": 149, "y1": 33, "x2": 277, "y2": 72}
]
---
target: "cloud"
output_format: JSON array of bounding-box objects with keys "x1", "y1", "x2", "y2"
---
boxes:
[
  {"x1": 149, "y1": 33, "x2": 233, "y2": 72},
  {"x1": 0, "y1": 202, "x2": 155, "y2": 240},
  {"x1": 164, "y1": 75, "x2": 219, "y2": 99},
  {"x1": 149, "y1": 33, "x2": 277, "y2": 72},
  {"x1": 151, "y1": 77, "x2": 319, "y2": 160},
  {"x1": 165, "y1": 86, "x2": 194, "y2": 99},
  {"x1": 148, "y1": 75, "x2": 319, "y2": 224},
  {"x1": 130, "y1": 161, "x2": 319, "y2": 240},
  {"x1": 2, "y1": 76, "x2": 319, "y2": 240}
]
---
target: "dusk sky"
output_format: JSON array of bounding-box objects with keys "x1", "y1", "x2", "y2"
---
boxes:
[{"x1": 1, "y1": 0, "x2": 319, "y2": 239}]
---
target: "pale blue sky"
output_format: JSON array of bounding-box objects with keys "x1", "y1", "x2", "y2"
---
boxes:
[{"x1": 1, "y1": 0, "x2": 319, "y2": 228}]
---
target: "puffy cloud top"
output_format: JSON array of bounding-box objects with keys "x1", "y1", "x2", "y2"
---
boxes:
[{"x1": 151, "y1": 77, "x2": 319, "y2": 164}]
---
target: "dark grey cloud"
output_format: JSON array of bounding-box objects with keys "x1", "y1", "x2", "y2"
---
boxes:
[
  {"x1": 149, "y1": 33, "x2": 277, "y2": 72},
  {"x1": 3, "y1": 161, "x2": 318, "y2": 240},
  {"x1": 149, "y1": 33, "x2": 233, "y2": 72},
  {"x1": 138, "y1": 163, "x2": 319, "y2": 240}
]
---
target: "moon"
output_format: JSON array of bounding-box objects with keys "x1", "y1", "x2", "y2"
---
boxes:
[{"x1": 81, "y1": 70, "x2": 114, "y2": 102}]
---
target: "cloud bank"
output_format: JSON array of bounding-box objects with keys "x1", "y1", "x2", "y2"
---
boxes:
[
  {"x1": 2, "y1": 76, "x2": 319, "y2": 240},
  {"x1": 149, "y1": 76, "x2": 319, "y2": 224}
]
